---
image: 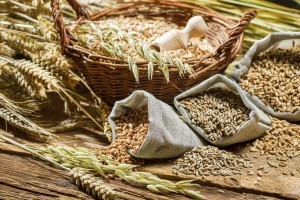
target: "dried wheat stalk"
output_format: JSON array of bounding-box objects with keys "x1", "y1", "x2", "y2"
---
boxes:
[
  {"x1": 0, "y1": 55, "x2": 103, "y2": 130},
  {"x1": 0, "y1": 60, "x2": 44, "y2": 98},
  {"x1": 0, "y1": 88, "x2": 40, "y2": 112},
  {"x1": 0, "y1": 30, "x2": 79, "y2": 87},
  {"x1": 0, "y1": 107, "x2": 51, "y2": 142},
  {"x1": 48, "y1": 117, "x2": 94, "y2": 133},
  {"x1": 0, "y1": 92, "x2": 36, "y2": 116},
  {"x1": 0, "y1": 13, "x2": 58, "y2": 41},
  {"x1": 36, "y1": 15, "x2": 58, "y2": 41}
]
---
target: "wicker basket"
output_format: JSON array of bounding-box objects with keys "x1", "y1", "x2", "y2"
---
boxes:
[{"x1": 51, "y1": 0, "x2": 256, "y2": 104}]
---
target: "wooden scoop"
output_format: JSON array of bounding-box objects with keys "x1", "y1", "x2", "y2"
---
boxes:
[{"x1": 151, "y1": 16, "x2": 208, "y2": 52}]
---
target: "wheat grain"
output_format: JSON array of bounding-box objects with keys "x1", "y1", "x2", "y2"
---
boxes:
[
  {"x1": 99, "y1": 107, "x2": 148, "y2": 164},
  {"x1": 240, "y1": 45, "x2": 300, "y2": 113},
  {"x1": 179, "y1": 89, "x2": 249, "y2": 141},
  {"x1": 251, "y1": 118, "x2": 300, "y2": 160}
]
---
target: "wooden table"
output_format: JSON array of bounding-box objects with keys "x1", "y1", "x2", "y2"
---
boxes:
[{"x1": 1, "y1": 119, "x2": 299, "y2": 200}]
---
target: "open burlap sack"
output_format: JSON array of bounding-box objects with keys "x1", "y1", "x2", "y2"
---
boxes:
[
  {"x1": 108, "y1": 90, "x2": 206, "y2": 159},
  {"x1": 174, "y1": 74, "x2": 271, "y2": 147},
  {"x1": 229, "y1": 32, "x2": 300, "y2": 122}
]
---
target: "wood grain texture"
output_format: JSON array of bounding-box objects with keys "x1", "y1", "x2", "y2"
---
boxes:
[{"x1": 0, "y1": 117, "x2": 299, "y2": 200}]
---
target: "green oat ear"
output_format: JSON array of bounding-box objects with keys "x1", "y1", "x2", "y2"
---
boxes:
[
  {"x1": 77, "y1": 20, "x2": 199, "y2": 82},
  {"x1": 35, "y1": 145, "x2": 205, "y2": 199}
]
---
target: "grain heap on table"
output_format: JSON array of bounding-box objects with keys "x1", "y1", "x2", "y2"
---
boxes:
[
  {"x1": 172, "y1": 145, "x2": 253, "y2": 176},
  {"x1": 250, "y1": 118, "x2": 300, "y2": 161}
]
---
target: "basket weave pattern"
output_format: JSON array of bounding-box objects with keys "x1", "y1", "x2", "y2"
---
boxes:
[{"x1": 51, "y1": 0, "x2": 256, "y2": 104}]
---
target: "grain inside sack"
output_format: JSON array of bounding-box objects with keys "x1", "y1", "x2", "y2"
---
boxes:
[
  {"x1": 174, "y1": 74, "x2": 271, "y2": 146},
  {"x1": 179, "y1": 88, "x2": 250, "y2": 142},
  {"x1": 103, "y1": 91, "x2": 205, "y2": 162},
  {"x1": 98, "y1": 107, "x2": 148, "y2": 164},
  {"x1": 240, "y1": 45, "x2": 300, "y2": 113}
]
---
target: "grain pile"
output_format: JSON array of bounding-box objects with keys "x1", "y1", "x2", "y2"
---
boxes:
[
  {"x1": 250, "y1": 118, "x2": 300, "y2": 161},
  {"x1": 173, "y1": 146, "x2": 252, "y2": 176},
  {"x1": 240, "y1": 45, "x2": 300, "y2": 113},
  {"x1": 179, "y1": 89, "x2": 249, "y2": 141},
  {"x1": 74, "y1": 16, "x2": 214, "y2": 62},
  {"x1": 99, "y1": 107, "x2": 148, "y2": 164}
]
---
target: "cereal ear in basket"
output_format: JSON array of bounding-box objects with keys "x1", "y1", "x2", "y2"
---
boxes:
[
  {"x1": 51, "y1": 0, "x2": 256, "y2": 104},
  {"x1": 229, "y1": 32, "x2": 300, "y2": 122},
  {"x1": 174, "y1": 74, "x2": 271, "y2": 147},
  {"x1": 107, "y1": 90, "x2": 206, "y2": 160}
]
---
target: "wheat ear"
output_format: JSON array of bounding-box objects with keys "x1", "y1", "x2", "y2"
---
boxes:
[
  {"x1": 0, "y1": 107, "x2": 52, "y2": 142},
  {"x1": 1, "y1": 56, "x2": 103, "y2": 130},
  {"x1": 36, "y1": 146, "x2": 206, "y2": 199},
  {"x1": 0, "y1": 60, "x2": 45, "y2": 98},
  {"x1": 0, "y1": 42, "x2": 16, "y2": 57},
  {"x1": 0, "y1": 30, "x2": 79, "y2": 87},
  {"x1": 0, "y1": 133, "x2": 120, "y2": 200},
  {"x1": 69, "y1": 168, "x2": 120, "y2": 200}
]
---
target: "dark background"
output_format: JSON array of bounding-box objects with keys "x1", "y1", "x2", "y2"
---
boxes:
[{"x1": 271, "y1": 0, "x2": 299, "y2": 9}]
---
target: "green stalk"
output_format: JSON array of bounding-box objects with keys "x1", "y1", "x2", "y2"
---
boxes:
[
  {"x1": 0, "y1": 132, "x2": 68, "y2": 170},
  {"x1": 219, "y1": 0, "x2": 299, "y2": 17}
]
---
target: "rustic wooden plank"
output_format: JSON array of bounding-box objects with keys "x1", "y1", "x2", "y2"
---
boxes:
[
  {"x1": 139, "y1": 144, "x2": 300, "y2": 200},
  {"x1": 1, "y1": 119, "x2": 297, "y2": 200},
  {"x1": 0, "y1": 154, "x2": 92, "y2": 200},
  {"x1": 0, "y1": 128, "x2": 280, "y2": 200},
  {"x1": 0, "y1": 152, "x2": 279, "y2": 200}
]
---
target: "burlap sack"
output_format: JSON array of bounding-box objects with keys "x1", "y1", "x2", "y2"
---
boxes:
[
  {"x1": 229, "y1": 32, "x2": 300, "y2": 122},
  {"x1": 174, "y1": 74, "x2": 271, "y2": 147},
  {"x1": 108, "y1": 90, "x2": 206, "y2": 159}
]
